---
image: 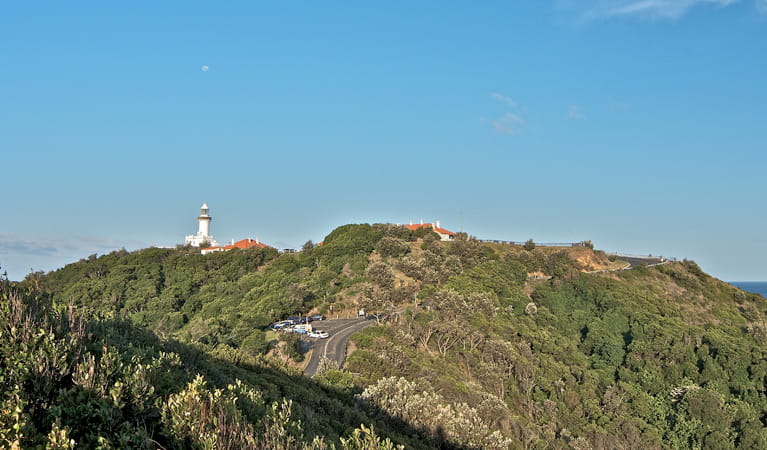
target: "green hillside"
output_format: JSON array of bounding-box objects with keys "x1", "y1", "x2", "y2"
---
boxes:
[
  {"x1": 4, "y1": 223, "x2": 767, "y2": 448},
  {"x1": 0, "y1": 273, "x2": 423, "y2": 449}
]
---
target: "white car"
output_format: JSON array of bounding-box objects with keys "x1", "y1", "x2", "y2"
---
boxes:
[
  {"x1": 270, "y1": 320, "x2": 293, "y2": 330},
  {"x1": 308, "y1": 330, "x2": 329, "y2": 339}
]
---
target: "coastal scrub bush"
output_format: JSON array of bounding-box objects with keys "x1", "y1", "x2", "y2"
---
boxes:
[
  {"x1": 163, "y1": 375, "x2": 261, "y2": 448},
  {"x1": 375, "y1": 236, "x2": 410, "y2": 258},
  {"x1": 339, "y1": 425, "x2": 404, "y2": 450},
  {"x1": 359, "y1": 376, "x2": 512, "y2": 450},
  {"x1": 524, "y1": 239, "x2": 536, "y2": 251}
]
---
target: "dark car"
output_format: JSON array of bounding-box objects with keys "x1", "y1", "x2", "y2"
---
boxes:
[
  {"x1": 286, "y1": 316, "x2": 310, "y2": 324},
  {"x1": 310, "y1": 314, "x2": 326, "y2": 321}
]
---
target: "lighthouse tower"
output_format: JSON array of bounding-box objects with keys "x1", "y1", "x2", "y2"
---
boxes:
[
  {"x1": 197, "y1": 203, "x2": 211, "y2": 236},
  {"x1": 185, "y1": 203, "x2": 220, "y2": 247}
]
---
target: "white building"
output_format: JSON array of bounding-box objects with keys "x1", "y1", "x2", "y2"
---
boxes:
[
  {"x1": 405, "y1": 220, "x2": 456, "y2": 241},
  {"x1": 185, "y1": 203, "x2": 220, "y2": 248}
]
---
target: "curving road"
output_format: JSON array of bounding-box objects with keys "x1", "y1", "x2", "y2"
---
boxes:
[
  {"x1": 303, "y1": 317, "x2": 375, "y2": 377},
  {"x1": 618, "y1": 256, "x2": 665, "y2": 268},
  {"x1": 585, "y1": 256, "x2": 669, "y2": 274}
]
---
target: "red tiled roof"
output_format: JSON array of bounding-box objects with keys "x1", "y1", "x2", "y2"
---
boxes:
[
  {"x1": 229, "y1": 238, "x2": 268, "y2": 250},
  {"x1": 405, "y1": 223, "x2": 456, "y2": 236},
  {"x1": 206, "y1": 238, "x2": 271, "y2": 252},
  {"x1": 434, "y1": 227, "x2": 456, "y2": 236}
]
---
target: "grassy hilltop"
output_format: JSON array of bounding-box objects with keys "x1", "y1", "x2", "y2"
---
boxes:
[{"x1": 3, "y1": 224, "x2": 767, "y2": 448}]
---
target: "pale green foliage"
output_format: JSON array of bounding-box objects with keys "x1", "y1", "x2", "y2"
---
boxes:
[
  {"x1": 339, "y1": 424, "x2": 403, "y2": 450},
  {"x1": 359, "y1": 376, "x2": 512, "y2": 450},
  {"x1": 0, "y1": 390, "x2": 27, "y2": 449},
  {"x1": 261, "y1": 399, "x2": 309, "y2": 450},
  {"x1": 164, "y1": 380, "x2": 332, "y2": 450},
  {"x1": 315, "y1": 356, "x2": 341, "y2": 377},
  {"x1": 45, "y1": 420, "x2": 75, "y2": 449},
  {"x1": 427, "y1": 289, "x2": 497, "y2": 320},
  {"x1": 162, "y1": 375, "x2": 262, "y2": 449}
]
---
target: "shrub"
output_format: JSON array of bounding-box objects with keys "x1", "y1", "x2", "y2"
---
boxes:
[
  {"x1": 359, "y1": 376, "x2": 512, "y2": 449},
  {"x1": 376, "y1": 237, "x2": 410, "y2": 258},
  {"x1": 340, "y1": 424, "x2": 404, "y2": 450},
  {"x1": 278, "y1": 333, "x2": 304, "y2": 362},
  {"x1": 162, "y1": 375, "x2": 261, "y2": 448},
  {"x1": 241, "y1": 330, "x2": 271, "y2": 356},
  {"x1": 524, "y1": 239, "x2": 536, "y2": 251}
]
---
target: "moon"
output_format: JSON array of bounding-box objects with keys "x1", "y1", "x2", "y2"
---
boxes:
[{"x1": 201, "y1": 65, "x2": 209, "y2": 72}]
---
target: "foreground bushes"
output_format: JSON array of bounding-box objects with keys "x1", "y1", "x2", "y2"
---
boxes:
[
  {"x1": 359, "y1": 377, "x2": 511, "y2": 450},
  {"x1": 0, "y1": 277, "x2": 416, "y2": 449}
]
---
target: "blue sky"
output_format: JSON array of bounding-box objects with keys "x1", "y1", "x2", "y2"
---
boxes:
[{"x1": 1, "y1": 1, "x2": 766, "y2": 281}]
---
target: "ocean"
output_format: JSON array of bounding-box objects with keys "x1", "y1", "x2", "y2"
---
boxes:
[{"x1": 729, "y1": 282, "x2": 767, "y2": 298}]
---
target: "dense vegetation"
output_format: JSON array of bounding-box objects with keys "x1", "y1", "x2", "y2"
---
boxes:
[
  {"x1": 348, "y1": 250, "x2": 767, "y2": 448},
  {"x1": 6, "y1": 223, "x2": 767, "y2": 448},
  {"x1": 1, "y1": 273, "x2": 431, "y2": 448}
]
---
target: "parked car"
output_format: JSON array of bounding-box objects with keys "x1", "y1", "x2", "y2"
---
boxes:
[
  {"x1": 270, "y1": 320, "x2": 293, "y2": 330},
  {"x1": 293, "y1": 323, "x2": 312, "y2": 333},
  {"x1": 310, "y1": 314, "x2": 326, "y2": 321},
  {"x1": 308, "y1": 330, "x2": 329, "y2": 339},
  {"x1": 286, "y1": 316, "x2": 311, "y2": 324}
]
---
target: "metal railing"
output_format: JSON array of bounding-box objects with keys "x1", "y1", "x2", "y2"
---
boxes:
[
  {"x1": 606, "y1": 253, "x2": 678, "y2": 262},
  {"x1": 477, "y1": 239, "x2": 590, "y2": 247},
  {"x1": 474, "y1": 239, "x2": 679, "y2": 273}
]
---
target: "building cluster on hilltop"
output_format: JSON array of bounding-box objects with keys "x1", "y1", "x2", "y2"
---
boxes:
[
  {"x1": 183, "y1": 203, "x2": 459, "y2": 253},
  {"x1": 404, "y1": 220, "x2": 456, "y2": 241},
  {"x1": 184, "y1": 203, "x2": 272, "y2": 254},
  {"x1": 201, "y1": 238, "x2": 269, "y2": 255}
]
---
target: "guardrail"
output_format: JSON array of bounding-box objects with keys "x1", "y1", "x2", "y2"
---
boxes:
[
  {"x1": 476, "y1": 240, "x2": 677, "y2": 261},
  {"x1": 475, "y1": 239, "x2": 679, "y2": 272},
  {"x1": 478, "y1": 240, "x2": 590, "y2": 247},
  {"x1": 607, "y1": 253, "x2": 676, "y2": 261},
  {"x1": 585, "y1": 259, "x2": 673, "y2": 274}
]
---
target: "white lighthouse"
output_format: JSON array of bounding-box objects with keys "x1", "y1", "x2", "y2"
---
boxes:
[
  {"x1": 185, "y1": 203, "x2": 220, "y2": 248},
  {"x1": 198, "y1": 203, "x2": 211, "y2": 236}
]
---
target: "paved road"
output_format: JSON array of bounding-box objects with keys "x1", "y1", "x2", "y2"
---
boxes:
[
  {"x1": 303, "y1": 317, "x2": 376, "y2": 377},
  {"x1": 619, "y1": 256, "x2": 664, "y2": 268},
  {"x1": 586, "y1": 256, "x2": 669, "y2": 274}
]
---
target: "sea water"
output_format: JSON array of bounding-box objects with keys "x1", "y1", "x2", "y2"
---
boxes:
[{"x1": 730, "y1": 282, "x2": 767, "y2": 298}]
